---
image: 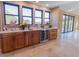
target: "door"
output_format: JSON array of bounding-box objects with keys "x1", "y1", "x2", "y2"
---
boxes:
[{"x1": 62, "y1": 15, "x2": 74, "y2": 33}]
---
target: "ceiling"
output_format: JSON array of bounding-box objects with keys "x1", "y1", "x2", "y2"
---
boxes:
[{"x1": 32, "y1": 1, "x2": 79, "y2": 15}]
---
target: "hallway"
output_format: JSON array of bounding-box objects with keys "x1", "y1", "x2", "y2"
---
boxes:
[{"x1": 0, "y1": 32, "x2": 79, "y2": 57}]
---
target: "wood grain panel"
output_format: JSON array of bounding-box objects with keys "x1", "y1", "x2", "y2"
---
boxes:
[
  {"x1": 49, "y1": 29, "x2": 57, "y2": 40},
  {"x1": 32, "y1": 31, "x2": 40, "y2": 45},
  {"x1": 1, "y1": 33, "x2": 15, "y2": 53},
  {"x1": 24, "y1": 32, "x2": 29, "y2": 47},
  {"x1": 15, "y1": 32, "x2": 25, "y2": 49},
  {"x1": 28, "y1": 31, "x2": 33, "y2": 46},
  {"x1": 0, "y1": 39, "x2": 1, "y2": 49}
]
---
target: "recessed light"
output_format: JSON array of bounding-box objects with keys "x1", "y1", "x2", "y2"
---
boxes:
[
  {"x1": 68, "y1": 9, "x2": 74, "y2": 12},
  {"x1": 46, "y1": 4, "x2": 48, "y2": 6},
  {"x1": 35, "y1": 1, "x2": 39, "y2": 3}
]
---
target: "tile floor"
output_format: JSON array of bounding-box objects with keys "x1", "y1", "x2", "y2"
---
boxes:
[{"x1": 0, "y1": 32, "x2": 79, "y2": 57}]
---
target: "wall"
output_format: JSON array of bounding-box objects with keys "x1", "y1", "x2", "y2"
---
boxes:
[
  {"x1": 0, "y1": 1, "x2": 79, "y2": 38},
  {"x1": 74, "y1": 16, "x2": 79, "y2": 31},
  {"x1": 0, "y1": 1, "x2": 50, "y2": 31},
  {"x1": 51, "y1": 7, "x2": 63, "y2": 39},
  {"x1": 62, "y1": 10, "x2": 79, "y2": 32},
  {"x1": 51, "y1": 7, "x2": 79, "y2": 39},
  {"x1": 0, "y1": 2, "x2": 4, "y2": 31}
]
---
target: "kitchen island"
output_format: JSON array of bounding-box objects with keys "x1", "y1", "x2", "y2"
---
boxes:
[{"x1": 0, "y1": 28, "x2": 57, "y2": 53}]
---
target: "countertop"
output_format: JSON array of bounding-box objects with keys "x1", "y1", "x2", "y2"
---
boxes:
[{"x1": 0, "y1": 28, "x2": 57, "y2": 34}]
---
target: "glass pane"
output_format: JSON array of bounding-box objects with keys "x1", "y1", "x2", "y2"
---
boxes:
[
  {"x1": 68, "y1": 16, "x2": 74, "y2": 32},
  {"x1": 23, "y1": 8, "x2": 32, "y2": 16},
  {"x1": 35, "y1": 18, "x2": 41, "y2": 24},
  {"x1": 45, "y1": 12, "x2": 49, "y2": 18},
  {"x1": 5, "y1": 4, "x2": 18, "y2": 15},
  {"x1": 72, "y1": 17, "x2": 74, "y2": 31},
  {"x1": 68, "y1": 16, "x2": 71, "y2": 32},
  {"x1": 5, "y1": 15, "x2": 19, "y2": 24},
  {"x1": 65, "y1": 16, "x2": 68, "y2": 32},
  {"x1": 62, "y1": 15, "x2": 65, "y2": 33},
  {"x1": 70, "y1": 17, "x2": 74, "y2": 31},
  {"x1": 35, "y1": 10, "x2": 42, "y2": 17},
  {"x1": 44, "y1": 19, "x2": 49, "y2": 24},
  {"x1": 23, "y1": 17, "x2": 32, "y2": 24}
]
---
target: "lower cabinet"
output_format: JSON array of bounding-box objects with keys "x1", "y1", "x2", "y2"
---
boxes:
[
  {"x1": 27, "y1": 31, "x2": 33, "y2": 46},
  {"x1": 1, "y1": 33, "x2": 15, "y2": 53},
  {"x1": 1, "y1": 32, "x2": 25, "y2": 53},
  {"x1": 49, "y1": 29, "x2": 57, "y2": 40},
  {"x1": 32, "y1": 31, "x2": 40, "y2": 45},
  {"x1": 15, "y1": 32, "x2": 25, "y2": 49},
  {"x1": 24, "y1": 32, "x2": 29, "y2": 47},
  {"x1": 1, "y1": 29, "x2": 57, "y2": 53},
  {"x1": 0, "y1": 35, "x2": 2, "y2": 49},
  {"x1": 28, "y1": 31, "x2": 40, "y2": 46},
  {"x1": 1, "y1": 30, "x2": 40, "y2": 53}
]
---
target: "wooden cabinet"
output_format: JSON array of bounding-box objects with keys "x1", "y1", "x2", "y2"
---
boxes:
[
  {"x1": 1, "y1": 33, "x2": 15, "y2": 53},
  {"x1": 0, "y1": 30, "x2": 40, "y2": 53},
  {"x1": 49, "y1": 29, "x2": 57, "y2": 40},
  {"x1": 24, "y1": 32, "x2": 29, "y2": 47},
  {"x1": 32, "y1": 31, "x2": 40, "y2": 45},
  {"x1": 0, "y1": 34, "x2": 2, "y2": 49},
  {"x1": 28, "y1": 31, "x2": 33, "y2": 46},
  {"x1": 15, "y1": 32, "x2": 25, "y2": 49},
  {"x1": 28, "y1": 31, "x2": 40, "y2": 46},
  {"x1": 1, "y1": 32, "x2": 25, "y2": 53}
]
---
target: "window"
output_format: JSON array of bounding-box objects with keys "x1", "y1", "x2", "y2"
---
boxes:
[
  {"x1": 4, "y1": 2, "x2": 19, "y2": 24},
  {"x1": 44, "y1": 11, "x2": 50, "y2": 24},
  {"x1": 35, "y1": 9, "x2": 42, "y2": 24},
  {"x1": 22, "y1": 7, "x2": 33, "y2": 24}
]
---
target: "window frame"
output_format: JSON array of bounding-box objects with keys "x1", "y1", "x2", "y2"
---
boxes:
[
  {"x1": 44, "y1": 11, "x2": 50, "y2": 24},
  {"x1": 34, "y1": 9, "x2": 43, "y2": 25},
  {"x1": 3, "y1": 2, "x2": 20, "y2": 25},
  {"x1": 22, "y1": 6, "x2": 33, "y2": 25}
]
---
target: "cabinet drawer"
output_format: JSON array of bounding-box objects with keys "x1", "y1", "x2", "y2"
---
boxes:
[
  {"x1": 2, "y1": 33, "x2": 14, "y2": 38},
  {"x1": 50, "y1": 32, "x2": 57, "y2": 35},
  {"x1": 49, "y1": 29, "x2": 57, "y2": 40},
  {"x1": 50, "y1": 29, "x2": 57, "y2": 32}
]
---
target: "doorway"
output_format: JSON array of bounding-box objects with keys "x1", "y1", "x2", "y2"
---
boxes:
[{"x1": 62, "y1": 14, "x2": 74, "y2": 33}]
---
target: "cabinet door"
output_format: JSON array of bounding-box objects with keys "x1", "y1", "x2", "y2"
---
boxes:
[
  {"x1": 49, "y1": 29, "x2": 57, "y2": 40},
  {"x1": 25, "y1": 32, "x2": 28, "y2": 47},
  {"x1": 32, "y1": 31, "x2": 40, "y2": 45},
  {"x1": 15, "y1": 32, "x2": 25, "y2": 49},
  {"x1": 0, "y1": 34, "x2": 2, "y2": 49},
  {"x1": 2, "y1": 33, "x2": 14, "y2": 53},
  {"x1": 27, "y1": 31, "x2": 33, "y2": 46}
]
